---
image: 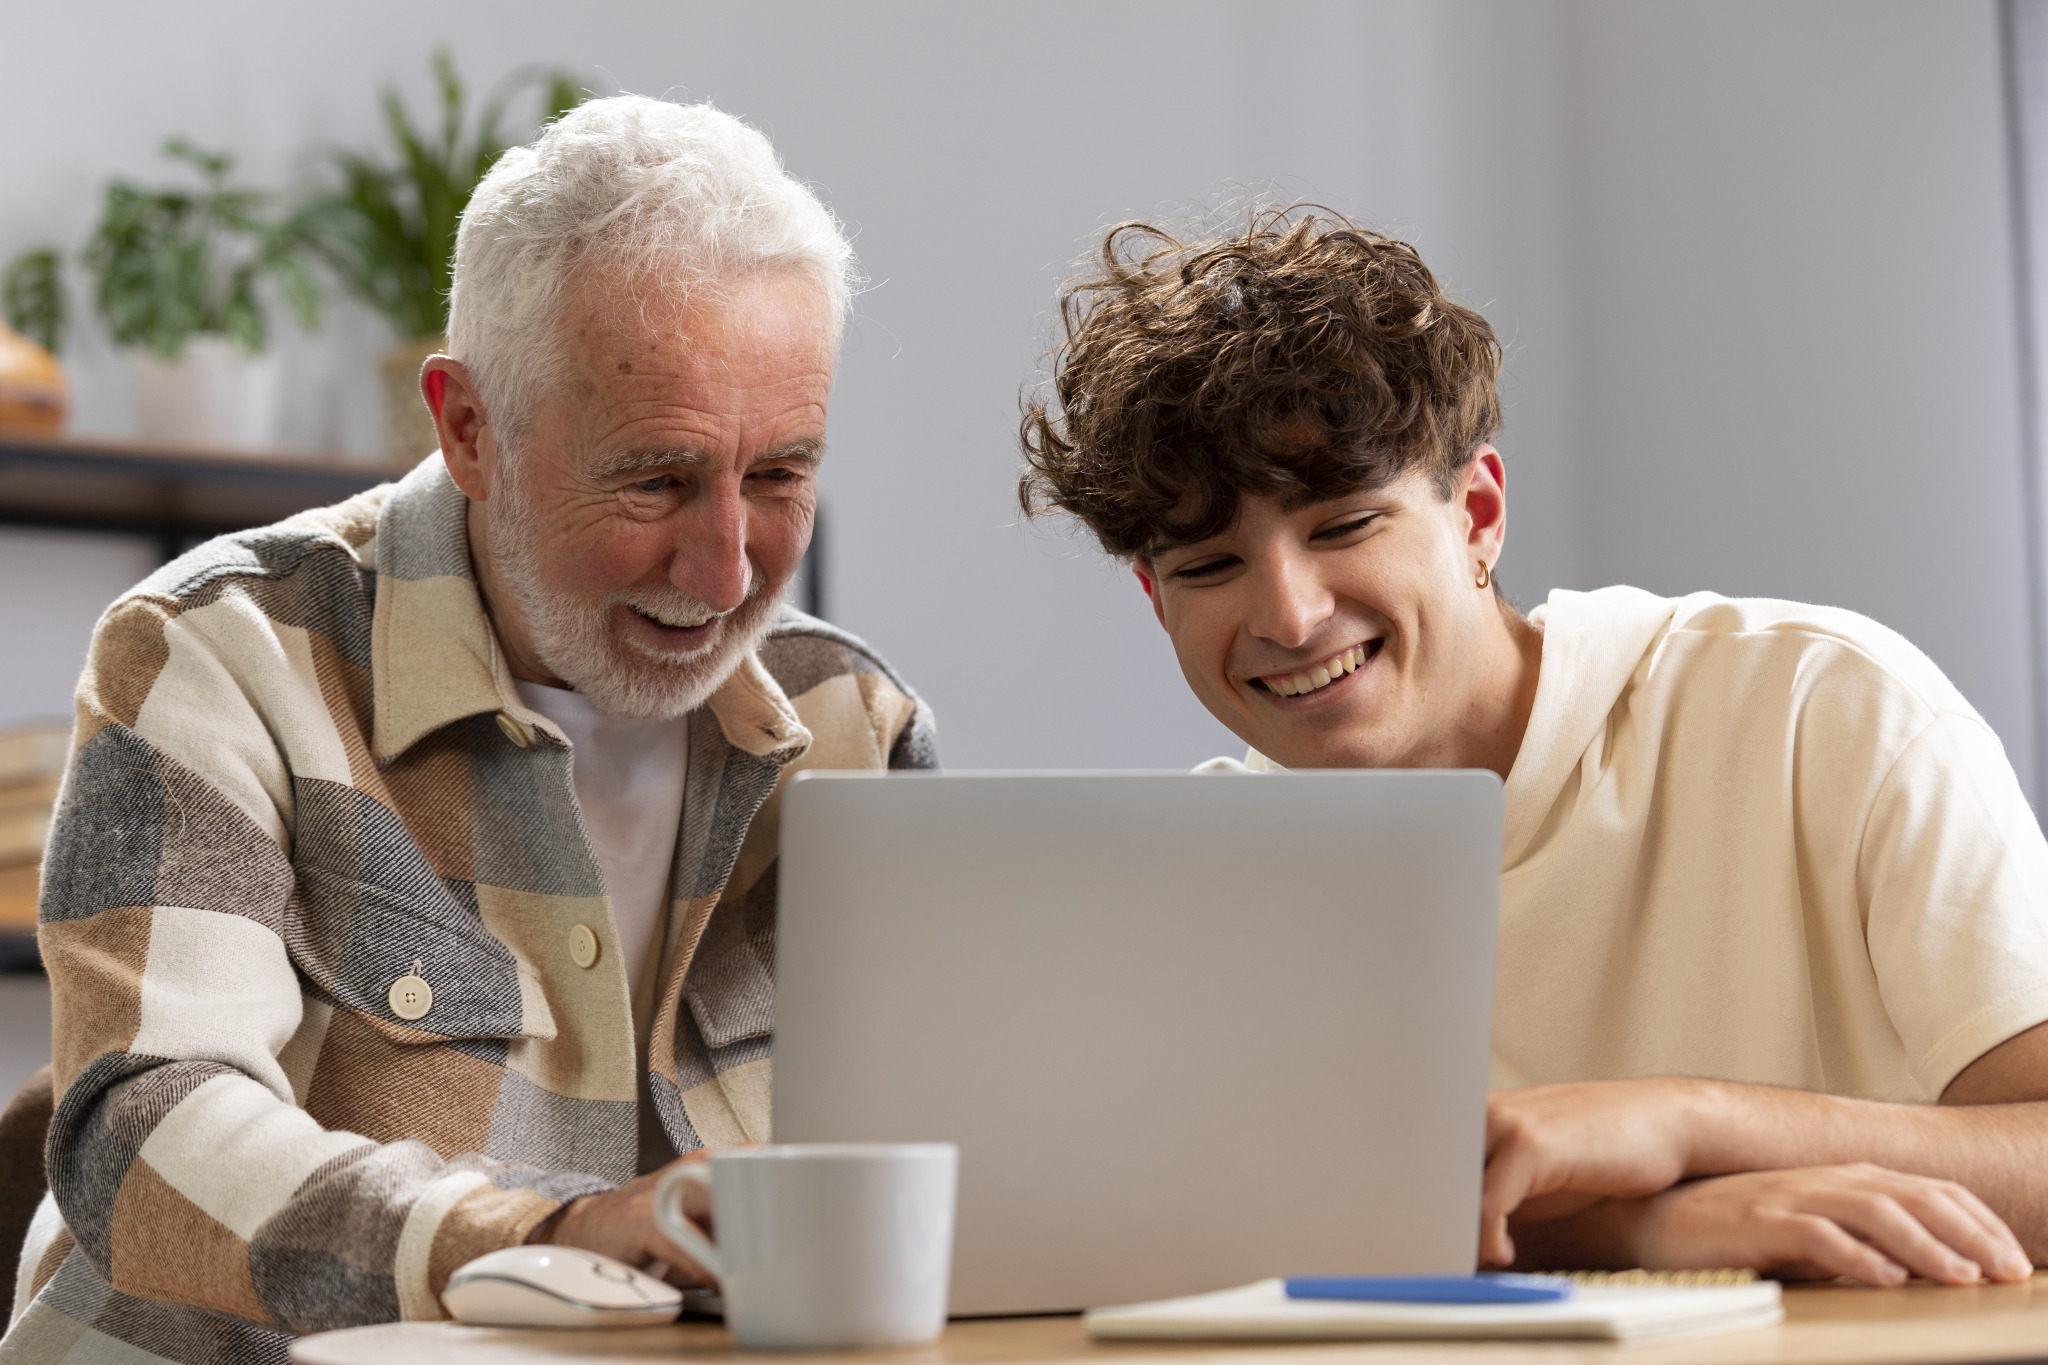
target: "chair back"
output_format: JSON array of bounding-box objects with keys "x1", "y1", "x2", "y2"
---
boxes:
[{"x1": 0, "y1": 1065, "x2": 53, "y2": 1313}]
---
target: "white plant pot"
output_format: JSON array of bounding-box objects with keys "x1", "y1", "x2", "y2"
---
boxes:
[{"x1": 129, "y1": 336, "x2": 281, "y2": 452}]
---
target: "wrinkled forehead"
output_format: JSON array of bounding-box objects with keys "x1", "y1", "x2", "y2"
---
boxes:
[
  {"x1": 514, "y1": 264, "x2": 836, "y2": 473},
  {"x1": 559, "y1": 257, "x2": 839, "y2": 363}
]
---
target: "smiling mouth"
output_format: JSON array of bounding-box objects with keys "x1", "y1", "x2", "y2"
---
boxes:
[
  {"x1": 630, "y1": 604, "x2": 717, "y2": 632},
  {"x1": 1254, "y1": 639, "x2": 1382, "y2": 698},
  {"x1": 625, "y1": 604, "x2": 722, "y2": 652}
]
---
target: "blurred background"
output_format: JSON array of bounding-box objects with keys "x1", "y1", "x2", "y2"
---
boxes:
[{"x1": 0, "y1": 0, "x2": 2042, "y2": 1074}]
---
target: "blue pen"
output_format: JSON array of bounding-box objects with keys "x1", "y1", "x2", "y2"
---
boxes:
[{"x1": 1285, "y1": 1274, "x2": 1574, "y2": 1305}]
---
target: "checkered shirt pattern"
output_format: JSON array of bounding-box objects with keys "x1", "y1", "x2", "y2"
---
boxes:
[{"x1": 1, "y1": 457, "x2": 936, "y2": 1364}]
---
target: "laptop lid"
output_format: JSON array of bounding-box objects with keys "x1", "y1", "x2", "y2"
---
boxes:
[{"x1": 773, "y1": 770, "x2": 1500, "y2": 1315}]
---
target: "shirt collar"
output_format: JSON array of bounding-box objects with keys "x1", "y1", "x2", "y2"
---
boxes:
[
  {"x1": 705, "y1": 646, "x2": 813, "y2": 762},
  {"x1": 1499, "y1": 585, "x2": 1677, "y2": 867},
  {"x1": 369, "y1": 457, "x2": 813, "y2": 765}
]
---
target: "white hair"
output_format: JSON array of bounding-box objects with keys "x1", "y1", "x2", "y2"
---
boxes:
[{"x1": 447, "y1": 94, "x2": 855, "y2": 442}]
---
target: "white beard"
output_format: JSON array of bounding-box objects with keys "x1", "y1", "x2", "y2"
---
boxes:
[{"x1": 486, "y1": 461, "x2": 785, "y2": 720}]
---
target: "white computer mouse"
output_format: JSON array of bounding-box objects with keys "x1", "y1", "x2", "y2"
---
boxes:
[{"x1": 442, "y1": 1245, "x2": 685, "y2": 1328}]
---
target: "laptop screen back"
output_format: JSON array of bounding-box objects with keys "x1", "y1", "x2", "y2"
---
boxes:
[{"x1": 773, "y1": 770, "x2": 1500, "y2": 1315}]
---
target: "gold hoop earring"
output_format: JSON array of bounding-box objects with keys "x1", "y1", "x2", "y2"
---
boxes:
[{"x1": 1475, "y1": 560, "x2": 1491, "y2": 590}]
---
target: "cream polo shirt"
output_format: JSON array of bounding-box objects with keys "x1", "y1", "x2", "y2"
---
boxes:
[{"x1": 1216, "y1": 587, "x2": 2048, "y2": 1103}]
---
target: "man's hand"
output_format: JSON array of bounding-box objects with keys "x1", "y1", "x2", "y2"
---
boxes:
[
  {"x1": 1482, "y1": 1080, "x2": 1710, "y2": 1267},
  {"x1": 531, "y1": 1152, "x2": 717, "y2": 1286},
  {"x1": 1486, "y1": 1048, "x2": 2048, "y2": 1275},
  {"x1": 1623, "y1": 1165, "x2": 2031, "y2": 1286}
]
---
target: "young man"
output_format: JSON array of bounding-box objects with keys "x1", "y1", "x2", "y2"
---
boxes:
[{"x1": 1020, "y1": 208, "x2": 2048, "y2": 1287}]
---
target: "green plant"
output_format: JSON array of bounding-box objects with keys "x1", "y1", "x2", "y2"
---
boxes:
[
  {"x1": 80, "y1": 139, "x2": 321, "y2": 358},
  {"x1": 1, "y1": 249, "x2": 66, "y2": 353},
  {"x1": 309, "y1": 51, "x2": 588, "y2": 342}
]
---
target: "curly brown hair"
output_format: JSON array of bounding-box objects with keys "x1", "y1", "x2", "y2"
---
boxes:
[{"x1": 1018, "y1": 206, "x2": 1504, "y2": 558}]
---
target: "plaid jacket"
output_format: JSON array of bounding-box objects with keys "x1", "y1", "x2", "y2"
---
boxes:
[{"x1": 3, "y1": 457, "x2": 936, "y2": 1364}]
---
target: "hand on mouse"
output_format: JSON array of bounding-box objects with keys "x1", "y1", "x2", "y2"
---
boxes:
[{"x1": 530, "y1": 1150, "x2": 718, "y2": 1286}]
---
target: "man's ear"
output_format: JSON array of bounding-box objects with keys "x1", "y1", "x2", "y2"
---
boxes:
[
  {"x1": 1132, "y1": 559, "x2": 1168, "y2": 630},
  {"x1": 1460, "y1": 445, "x2": 1508, "y2": 566},
  {"x1": 423, "y1": 356, "x2": 494, "y2": 502}
]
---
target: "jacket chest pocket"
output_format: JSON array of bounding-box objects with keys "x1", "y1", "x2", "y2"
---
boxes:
[{"x1": 290, "y1": 864, "x2": 555, "y2": 1044}]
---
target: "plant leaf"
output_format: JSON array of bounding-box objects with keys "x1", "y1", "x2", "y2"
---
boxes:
[
  {"x1": 80, "y1": 141, "x2": 319, "y2": 356},
  {"x1": 308, "y1": 51, "x2": 599, "y2": 339},
  {"x1": 2, "y1": 248, "x2": 67, "y2": 353}
]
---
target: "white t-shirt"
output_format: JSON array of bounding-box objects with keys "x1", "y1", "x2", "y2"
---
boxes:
[
  {"x1": 513, "y1": 680, "x2": 688, "y2": 1007},
  {"x1": 1215, "y1": 587, "x2": 2048, "y2": 1103}
]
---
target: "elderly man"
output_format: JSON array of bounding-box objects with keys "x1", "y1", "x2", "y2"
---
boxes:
[{"x1": 3, "y1": 96, "x2": 933, "y2": 1365}]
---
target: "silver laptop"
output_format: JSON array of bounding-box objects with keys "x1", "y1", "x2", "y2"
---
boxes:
[{"x1": 772, "y1": 770, "x2": 1500, "y2": 1316}]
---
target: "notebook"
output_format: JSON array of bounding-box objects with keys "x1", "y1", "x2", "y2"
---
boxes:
[{"x1": 1083, "y1": 1276, "x2": 1784, "y2": 1344}]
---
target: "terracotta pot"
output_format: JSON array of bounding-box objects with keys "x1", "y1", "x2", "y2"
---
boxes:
[
  {"x1": 380, "y1": 335, "x2": 445, "y2": 462},
  {"x1": 130, "y1": 337, "x2": 280, "y2": 451},
  {"x1": 0, "y1": 319, "x2": 67, "y2": 437}
]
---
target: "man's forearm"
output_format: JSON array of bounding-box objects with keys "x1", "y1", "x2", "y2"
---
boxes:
[
  {"x1": 1678, "y1": 1081, "x2": 2048, "y2": 1259},
  {"x1": 1504, "y1": 1200, "x2": 1639, "y2": 1272}
]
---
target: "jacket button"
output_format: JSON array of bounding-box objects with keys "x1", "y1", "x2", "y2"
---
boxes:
[
  {"x1": 569, "y1": 924, "x2": 600, "y2": 969},
  {"x1": 496, "y1": 713, "x2": 532, "y2": 748},
  {"x1": 388, "y1": 971, "x2": 433, "y2": 1021}
]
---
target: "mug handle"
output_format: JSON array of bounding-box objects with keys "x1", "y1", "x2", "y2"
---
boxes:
[{"x1": 653, "y1": 1161, "x2": 724, "y2": 1282}]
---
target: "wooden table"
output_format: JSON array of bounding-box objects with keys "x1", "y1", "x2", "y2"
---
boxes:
[{"x1": 291, "y1": 1276, "x2": 2048, "y2": 1365}]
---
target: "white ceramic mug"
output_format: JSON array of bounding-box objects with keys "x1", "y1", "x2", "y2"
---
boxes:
[{"x1": 654, "y1": 1143, "x2": 957, "y2": 1349}]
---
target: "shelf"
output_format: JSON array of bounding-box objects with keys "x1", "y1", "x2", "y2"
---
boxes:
[
  {"x1": 0, "y1": 435, "x2": 414, "y2": 560},
  {"x1": 0, "y1": 434, "x2": 829, "y2": 611},
  {"x1": 0, "y1": 865, "x2": 36, "y2": 973}
]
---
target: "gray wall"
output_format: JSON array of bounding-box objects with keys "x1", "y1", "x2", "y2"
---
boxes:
[
  {"x1": 1565, "y1": 0, "x2": 2039, "y2": 798},
  {"x1": 0, "y1": 1, "x2": 2037, "y2": 792}
]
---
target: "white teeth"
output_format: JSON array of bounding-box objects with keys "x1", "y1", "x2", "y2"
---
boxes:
[
  {"x1": 639, "y1": 608, "x2": 714, "y2": 629},
  {"x1": 1265, "y1": 643, "x2": 1375, "y2": 698}
]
